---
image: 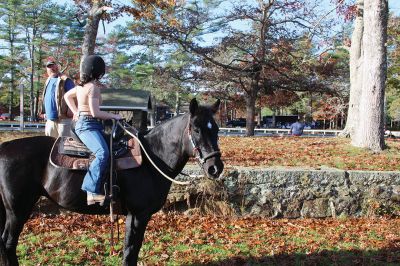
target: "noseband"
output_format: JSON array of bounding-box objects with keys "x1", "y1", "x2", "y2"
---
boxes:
[{"x1": 187, "y1": 120, "x2": 221, "y2": 166}]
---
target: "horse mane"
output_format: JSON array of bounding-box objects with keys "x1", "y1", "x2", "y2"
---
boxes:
[
  {"x1": 141, "y1": 103, "x2": 214, "y2": 137},
  {"x1": 140, "y1": 113, "x2": 189, "y2": 138}
]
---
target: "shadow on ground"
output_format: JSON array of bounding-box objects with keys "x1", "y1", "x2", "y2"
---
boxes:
[{"x1": 187, "y1": 248, "x2": 400, "y2": 266}]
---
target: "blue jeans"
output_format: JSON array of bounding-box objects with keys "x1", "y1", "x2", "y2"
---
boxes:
[{"x1": 75, "y1": 117, "x2": 109, "y2": 194}]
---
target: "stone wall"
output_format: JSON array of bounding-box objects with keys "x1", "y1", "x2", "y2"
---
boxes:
[{"x1": 165, "y1": 166, "x2": 400, "y2": 218}]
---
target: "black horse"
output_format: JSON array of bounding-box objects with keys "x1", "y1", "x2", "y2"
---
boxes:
[{"x1": 0, "y1": 98, "x2": 224, "y2": 265}]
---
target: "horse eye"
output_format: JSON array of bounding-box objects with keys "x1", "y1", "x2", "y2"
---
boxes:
[{"x1": 194, "y1": 128, "x2": 200, "y2": 133}]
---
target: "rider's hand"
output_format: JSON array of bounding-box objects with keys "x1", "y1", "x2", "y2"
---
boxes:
[
  {"x1": 114, "y1": 114, "x2": 122, "y2": 120},
  {"x1": 73, "y1": 113, "x2": 79, "y2": 121}
]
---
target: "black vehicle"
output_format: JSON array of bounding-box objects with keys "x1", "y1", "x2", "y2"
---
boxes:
[{"x1": 226, "y1": 118, "x2": 246, "y2": 127}]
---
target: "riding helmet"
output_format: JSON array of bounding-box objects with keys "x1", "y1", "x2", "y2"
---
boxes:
[{"x1": 81, "y1": 55, "x2": 105, "y2": 80}]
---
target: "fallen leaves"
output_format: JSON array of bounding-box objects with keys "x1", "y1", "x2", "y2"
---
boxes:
[
  {"x1": 17, "y1": 213, "x2": 400, "y2": 265},
  {"x1": 219, "y1": 137, "x2": 400, "y2": 171}
]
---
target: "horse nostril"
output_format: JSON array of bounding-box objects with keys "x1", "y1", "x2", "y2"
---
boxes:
[{"x1": 208, "y1": 165, "x2": 218, "y2": 176}]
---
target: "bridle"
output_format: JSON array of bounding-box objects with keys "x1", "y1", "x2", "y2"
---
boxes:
[
  {"x1": 117, "y1": 119, "x2": 221, "y2": 186},
  {"x1": 187, "y1": 118, "x2": 221, "y2": 167}
]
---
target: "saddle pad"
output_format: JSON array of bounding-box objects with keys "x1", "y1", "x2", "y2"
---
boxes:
[
  {"x1": 50, "y1": 137, "x2": 142, "y2": 170},
  {"x1": 58, "y1": 136, "x2": 91, "y2": 157}
]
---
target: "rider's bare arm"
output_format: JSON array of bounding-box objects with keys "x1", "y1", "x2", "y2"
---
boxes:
[{"x1": 64, "y1": 87, "x2": 78, "y2": 116}]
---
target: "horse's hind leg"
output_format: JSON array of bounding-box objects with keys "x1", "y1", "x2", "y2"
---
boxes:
[
  {"x1": 123, "y1": 211, "x2": 151, "y2": 266},
  {"x1": 2, "y1": 193, "x2": 40, "y2": 266}
]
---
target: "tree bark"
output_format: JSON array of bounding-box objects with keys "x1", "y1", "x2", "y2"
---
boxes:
[
  {"x1": 27, "y1": 26, "x2": 36, "y2": 120},
  {"x1": 352, "y1": 0, "x2": 388, "y2": 151},
  {"x1": 340, "y1": 0, "x2": 364, "y2": 138},
  {"x1": 8, "y1": 26, "x2": 15, "y2": 116},
  {"x1": 80, "y1": 0, "x2": 106, "y2": 78},
  {"x1": 175, "y1": 91, "x2": 181, "y2": 116},
  {"x1": 245, "y1": 90, "x2": 257, "y2": 136},
  {"x1": 34, "y1": 42, "x2": 44, "y2": 121}
]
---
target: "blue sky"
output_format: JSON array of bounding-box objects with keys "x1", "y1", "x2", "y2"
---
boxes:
[
  {"x1": 0, "y1": 0, "x2": 398, "y2": 50},
  {"x1": 59, "y1": 0, "x2": 400, "y2": 39}
]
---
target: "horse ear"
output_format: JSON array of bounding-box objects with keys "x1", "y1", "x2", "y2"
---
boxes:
[
  {"x1": 189, "y1": 98, "x2": 198, "y2": 116},
  {"x1": 210, "y1": 99, "x2": 220, "y2": 114}
]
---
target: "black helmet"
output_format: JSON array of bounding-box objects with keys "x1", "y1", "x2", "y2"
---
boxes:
[{"x1": 81, "y1": 55, "x2": 105, "y2": 81}]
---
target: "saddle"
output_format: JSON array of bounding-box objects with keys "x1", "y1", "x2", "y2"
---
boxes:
[{"x1": 50, "y1": 127, "x2": 142, "y2": 171}]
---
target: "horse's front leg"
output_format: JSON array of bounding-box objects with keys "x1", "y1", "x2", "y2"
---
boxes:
[{"x1": 123, "y1": 211, "x2": 150, "y2": 266}]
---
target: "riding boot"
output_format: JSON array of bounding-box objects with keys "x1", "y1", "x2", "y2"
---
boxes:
[{"x1": 87, "y1": 192, "x2": 106, "y2": 205}]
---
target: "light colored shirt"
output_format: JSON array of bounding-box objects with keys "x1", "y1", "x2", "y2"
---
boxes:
[{"x1": 290, "y1": 122, "x2": 305, "y2": 136}]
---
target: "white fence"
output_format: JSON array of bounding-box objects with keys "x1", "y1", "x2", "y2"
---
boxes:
[
  {"x1": 0, "y1": 123, "x2": 45, "y2": 131},
  {"x1": 219, "y1": 127, "x2": 342, "y2": 136},
  {"x1": 1, "y1": 123, "x2": 399, "y2": 138}
]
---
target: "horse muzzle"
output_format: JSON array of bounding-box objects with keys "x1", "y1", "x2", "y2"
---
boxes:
[{"x1": 202, "y1": 153, "x2": 224, "y2": 179}]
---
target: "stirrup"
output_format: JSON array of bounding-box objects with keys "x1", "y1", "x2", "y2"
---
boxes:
[{"x1": 103, "y1": 184, "x2": 120, "y2": 202}]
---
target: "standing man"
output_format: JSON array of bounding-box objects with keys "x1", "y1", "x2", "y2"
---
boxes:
[
  {"x1": 289, "y1": 119, "x2": 305, "y2": 136},
  {"x1": 41, "y1": 59, "x2": 75, "y2": 137}
]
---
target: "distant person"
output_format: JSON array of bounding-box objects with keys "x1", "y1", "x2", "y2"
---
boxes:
[
  {"x1": 289, "y1": 119, "x2": 305, "y2": 136},
  {"x1": 41, "y1": 59, "x2": 75, "y2": 137},
  {"x1": 311, "y1": 120, "x2": 316, "y2": 129}
]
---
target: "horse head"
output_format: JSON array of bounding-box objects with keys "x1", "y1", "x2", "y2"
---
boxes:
[{"x1": 186, "y1": 98, "x2": 224, "y2": 179}]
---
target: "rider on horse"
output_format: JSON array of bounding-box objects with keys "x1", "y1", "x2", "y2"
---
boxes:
[{"x1": 64, "y1": 55, "x2": 122, "y2": 205}]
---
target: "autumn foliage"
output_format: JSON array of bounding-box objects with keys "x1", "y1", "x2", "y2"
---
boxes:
[
  {"x1": 19, "y1": 213, "x2": 400, "y2": 265},
  {"x1": 0, "y1": 133, "x2": 397, "y2": 264},
  {"x1": 219, "y1": 137, "x2": 400, "y2": 171}
]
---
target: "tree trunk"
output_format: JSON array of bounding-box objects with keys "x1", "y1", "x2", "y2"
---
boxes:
[
  {"x1": 340, "y1": 0, "x2": 364, "y2": 138},
  {"x1": 308, "y1": 92, "x2": 313, "y2": 123},
  {"x1": 25, "y1": 10, "x2": 38, "y2": 120},
  {"x1": 352, "y1": 0, "x2": 388, "y2": 151},
  {"x1": 174, "y1": 91, "x2": 180, "y2": 116},
  {"x1": 257, "y1": 108, "x2": 261, "y2": 127},
  {"x1": 272, "y1": 109, "x2": 276, "y2": 128},
  {"x1": 224, "y1": 100, "x2": 227, "y2": 127},
  {"x1": 29, "y1": 44, "x2": 35, "y2": 119},
  {"x1": 80, "y1": 0, "x2": 106, "y2": 78},
  {"x1": 34, "y1": 59, "x2": 40, "y2": 120},
  {"x1": 8, "y1": 33, "x2": 15, "y2": 116},
  {"x1": 34, "y1": 42, "x2": 45, "y2": 120},
  {"x1": 245, "y1": 91, "x2": 257, "y2": 136}
]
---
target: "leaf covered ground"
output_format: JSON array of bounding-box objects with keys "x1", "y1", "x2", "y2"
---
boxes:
[
  {"x1": 18, "y1": 213, "x2": 400, "y2": 265},
  {"x1": 2, "y1": 132, "x2": 400, "y2": 171},
  {"x1": 219, "y1": 136, "x2": 400, "y2": 171}
]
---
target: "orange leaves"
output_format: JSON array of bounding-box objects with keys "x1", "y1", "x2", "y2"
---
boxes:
[
  {"x1": 219, "y1": 136, "x2": 400, "y2": 171},
  {"x1": 263, "y1": 91, "x2": 300, "y2": 109},
  {"x1": 20, "y1": 213, "x2": 400, "y2": 264}
]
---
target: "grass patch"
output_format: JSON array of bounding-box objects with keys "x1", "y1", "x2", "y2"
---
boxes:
[{"x1": 15, "y1": 214, "x2": 400, "y2": 265}]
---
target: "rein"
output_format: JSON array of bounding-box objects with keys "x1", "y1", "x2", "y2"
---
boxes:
[{"x1": 117, "y1": 120, "x2": 197, "y2": 185}]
